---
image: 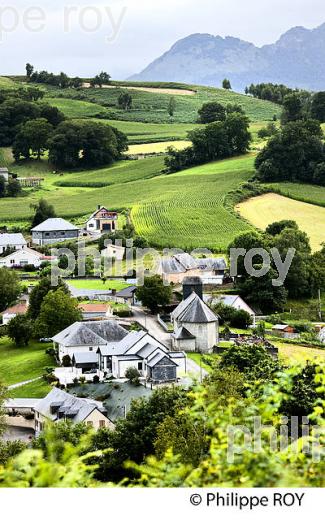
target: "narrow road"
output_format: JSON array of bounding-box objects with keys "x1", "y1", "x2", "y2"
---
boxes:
[
  {"x1": 130, "y1": 306, "x2": 172, "y2": 347},
  {"x1": 8, "y1": 377, "x2": 42, "y2": 390}
]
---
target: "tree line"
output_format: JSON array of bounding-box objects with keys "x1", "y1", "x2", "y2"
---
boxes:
[
  {"x1": 26, "y1": 63, "x2": 111, "y2": 89},
  {"x1": 256, "y1": 90, "x2": 325, "y2": 186},
  {"x1": 165, "y1": 102, "x2": 251, "y2": 172}
]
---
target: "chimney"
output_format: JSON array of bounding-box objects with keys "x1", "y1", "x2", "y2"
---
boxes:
[{"x1": 182, "y1": 276, "x2": 203, "y2": 300}]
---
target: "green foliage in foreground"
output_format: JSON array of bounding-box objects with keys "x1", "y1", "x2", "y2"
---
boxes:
[{"x1": 0, "y1": 360, "x2": 324, "y2": 487}]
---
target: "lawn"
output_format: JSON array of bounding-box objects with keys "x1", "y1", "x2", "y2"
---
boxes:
[
  {"x1": 9, "y1": 378, "x2": 51, "y2": 398},
  {"x1": 273, "y1": 341, "x2": 325, "y2": 365},
  {"x1": 67, "y1": 279, "x2": 131, "y2": 291},
  {"x1": 0, "y1": 338, "x2": 54, "y2": 387},
  {"x1": 236, "y1": 192, "x2": 325, "y2": 251},
  {"x1": 187, "y1": 353, "x2": 217, "y2": 373},
  {"x1": 47, "y1": 98, "x2": 110, "y2": 118},
  {"x1": 265, "y1": 181, "x2": 325, "y2": 208}
]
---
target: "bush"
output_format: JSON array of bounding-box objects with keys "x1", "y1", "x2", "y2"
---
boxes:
[
  {"x1": 93, "y1": 375, "x2": 100, "y2": 384},
  {"x1": 62, "y1": 355, "x2": 72, "y2": 367},
  {"x1": 125, "y1": 367, "x2": 141, "y2": 386}
]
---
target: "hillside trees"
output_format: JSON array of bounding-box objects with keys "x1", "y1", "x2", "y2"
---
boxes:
[
  {"x1": 246, "y1": 83, "x2": 299, "y2": 104},
  {"x1": 310, "y1": 91, "x2": 325, "y2": 122},
  {"x1": 34, "y1": 289, "x2": 82, "y2": 337},
  {"x1": 28, "y1": 277, "x2": 69, "y2": 320},
  {"x1": 13, "y1": 118, "x2": 53, "y2": 161},
  {"x1": 0, "y1": 269, "x2": 21, "y2": 312},
  {"x1": 118, "y1": 92, "x2": 132, "y2": 111},
  {"x1": 47, "y1": 121, "x2": 128, "y2": 169},
  {"x1": 222, "y1": 78, "x2": 232, "y2": 90},
  {"x1": 255, "y1": 120, "x2": 325, "y2": 185},
  {"x1": 7, "y1": 315, "x2": 33, "y2": 347},
  {"x1": 166, "y1": 112, "x2": 251, "y2": 172},
  {"x1": 136, "y1": 275, "x2": 172, "y2": 313},
  {"x1": 31, "y1": 199, "x2": 57, "y2": 228},
  {"x1": 168, "y1": 96, "x2": 176, "y2": 117}
]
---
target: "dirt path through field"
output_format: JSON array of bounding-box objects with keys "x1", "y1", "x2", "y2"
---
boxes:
[{"x1": 82, "y1": 83, "x2": 196, "y2": 96}]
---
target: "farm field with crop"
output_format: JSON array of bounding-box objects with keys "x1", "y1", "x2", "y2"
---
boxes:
[
  {"x1": 265, "y1": 181, "x2": 325, "y2": 208},
  {"x1": 128, "y1": 140, "x2": 189, "y2": 154},
  {"x1": 44, "y1": 82, "x2": 281, "y2": 124},
  {"x1": 236, "y1": 192, "x2": 325, "y2": 251}
]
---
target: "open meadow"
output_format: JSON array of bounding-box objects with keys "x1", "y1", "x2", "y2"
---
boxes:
[{"x1": 236, "y1": 192, "x2": 325, "y2": 251}]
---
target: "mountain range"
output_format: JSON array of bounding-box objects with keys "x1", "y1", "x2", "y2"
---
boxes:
[{"x1": 130, "y1": 23, "x2": 325, "y2": 92}]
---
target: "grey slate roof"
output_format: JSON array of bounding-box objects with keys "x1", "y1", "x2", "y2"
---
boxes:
[
  {"x1": 52, "y1": 320, "x2": 128, "y2": 347},
  {"x1": 34, "y1": 387, "x2": 106, "y2": 423},
  {"x1": 172, "y1": 292, "x2": 218, "y2": 324},
  {"x1": 72, "y1": 352, "x2": 99, "y2": 364},
  {"x1": 97, "y1": 330, "x2": 146, "y2": 356},
  {"x1": 116, "y1": 286, "x2": 137, "y2": 298},
  {"x1": 147, "y1": 351, "x2": 177, "y2": 368},
  {"x1": 31, "y1": 218, "x2": 79, "y2": 232},
  {"x1": 197, "y1": 257, "x2": 227, "y2": 271},
  {"x1": 172, "y1": 326, "x2": 195, "y2": 340},
  {"x1": 0, "y1": 233, "x2": 27, "y2": 247},
  {"x1": 160, "y1": 253, "x2": 198, "y2": 274}
]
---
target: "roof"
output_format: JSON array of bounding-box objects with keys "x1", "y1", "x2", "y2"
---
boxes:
[
  {"x1": 216, "y1": 295, "x2": 255, "y2": 314},
  {"x1": 160, "y1": 253, "x2": 198, "y2": 274},
  {"x1": 147, "y1": 350, "x2": 177, "y2": 368},
  {"x1": 2, "y1": 303, "x2": 28, "y2": 316},
  {"x1": 31, "y1": 218, "x2": 79, "y2": 232},
  {"x1": 34, "y1": 387, "x2": 106, "y2": 423},
  {"x1": 197, "y1": 257, "x2": 227, "y2": 271},
  {"x1": 72, "y1": 352, "x2": 99, "y2": 364},
  {"x1": 172, "y1": 326, "x2": 196, "y2": 340},
  {"x1": 272, "y1": 324, "x2": 292, "y2": 330},
  {"x1": 98, "y1": 330, "x2": 147, "y2": 356},
  {"x1": 78, "y1": 303, "x2": 111, "y2": 313},
  {"x1": 52, "y1": 320, "x2": 128, "y2": 347},
  {"x1": 116, "y1": 286, "x2": 137, "y2": 298},
  {"x1": 0, "y1": 247, "x2": 43, "y2": 261},
  {"x1": 87, "y1": 206, "x2": 117, "y2": 221},
  {"x1": 5, "y1": 398, "x2": 41, "y2": 409},
  {"x1": 172, "y1": 292, "x2": 218, "y2": 324},
  {"x1": 0, "y1": 233, "x2": 27, "y2": 247}
]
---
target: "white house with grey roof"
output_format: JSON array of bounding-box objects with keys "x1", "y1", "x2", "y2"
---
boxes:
[
  {"x1": 158, "y1": 252, "x2": 227, "y2": 284},
  {"x1": 171, "y1": 292, "x2": 219, "y2": 353},
  {"x1": 52, "y1": 320, "x2": 128, "y2": 362},
  {"x1": 209, "y1": 294, "x2": 256, "y2": 326},
  {"x1": 53, "y1": 320, "x2": 186, "y2": 383},
  {"x1": 31, "y1": 218, "x2": 79, "y2": 245},
  {"x1": 34, "y1": 387, "x2": 114, "y2": 434},
  {"x1": 0, "y1": 233, "x2": 27, "y2": 255}
]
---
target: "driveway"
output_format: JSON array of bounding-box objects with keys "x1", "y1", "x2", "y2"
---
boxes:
[{"x1": 130, "y1": 306, "x2": 172, "y2": 347}]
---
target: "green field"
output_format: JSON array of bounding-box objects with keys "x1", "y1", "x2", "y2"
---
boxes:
[
  {"x1": 67, "y1": 279, "x2": 131, "y2": 291},
  {"x1": 0, "y1": 152, "x2": 254, "y2": 249},
  {"x1": 47, "y1": 98, "x2": 110, "y2": 118},
  {"x1": 9, "y1": 378, "x2": 51, "y2": 398},
  {"x1": 44, "y1": 83, "x2": 281, "y2": 124},
  {"x1": 266, "y1": 182, "x2": 325, "y2": 208},
  {"x1": 0, "y1": 338, "x2": 53, "y2": 387},
  {"x1": 0, "y1": 76, "x2": 17, "y2": 89}
]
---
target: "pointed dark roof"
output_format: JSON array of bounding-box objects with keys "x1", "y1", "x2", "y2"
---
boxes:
[
  {"x1": 172, "y1": 326, "x2": 196, "y2": 340},
  {"x1": 172, "y1": 292, "x2": 218, "y2": 324}
]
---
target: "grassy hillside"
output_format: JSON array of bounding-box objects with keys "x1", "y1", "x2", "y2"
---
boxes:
[
  {"x1": 43, "y1": 83, "x2": 281, "y2": 124},
  {"x1": 0, "y1": 76, "x2": 17, "y2": 89},
  {"x1": 0, "y1": 152, "x2": 254, "y2": 250},
  {"x1": 266, "y1": 182, "x2": 325, "y2": 208}
]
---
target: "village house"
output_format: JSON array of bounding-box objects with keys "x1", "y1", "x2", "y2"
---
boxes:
[
  {"x1": 34, "y1": 387, "x2": 114, "y2": 434},
  {"x1": 115, "y1": 286, "x2": 137, "y2": 306},
  {"x1": 1, "y1": 299, "x2": 28, "y2": 325},
  {"x1": 52, "y1": 321, "x2": 186, "y2": 383},
  {"x1": 209, "y1": 294, "x2": 256, "y2": 326},
  {"x1": 78, "y1": 303, "x2": 114, "y2": 321},
  {"x1": 158, "y1": 252, "x2": 227, "y2": 284},
  {"x1": 86, "y1": 206, "x2": 118, "y2": 235},
  {"x1": 101, "y1": 243, "x2": 125, "y2": 260},
  {"x1": 0, "y1": 233, "x2": 27, "y2": 255},
  {"x1": 271, "y1": 324, "x2": 299, "y2": 339},
  {"x1": 31, "y1": 218, "x2": 79, "y2": 245},
  {"x1": 171, "y1": 289, "x2": 219, "y2": 353},
  {"x1": 0, "y1": 247, "x2": 55, "y2": 269}
]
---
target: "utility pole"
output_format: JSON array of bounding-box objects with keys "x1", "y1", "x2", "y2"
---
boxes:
[{"x1": 318, "y1": 289, "x2": 322, "y2": 321}]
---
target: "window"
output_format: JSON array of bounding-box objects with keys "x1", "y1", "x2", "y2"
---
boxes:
[
  {"x1": 87, "y1": 421, "x2": 93, "y2": 427},
  {"x1": 45, "y1": 233, "x2": 50, "y2": 237},
  {"x1": 89, "y1": 347, "x2": 93, "y2": 352},
  {"x1": 10, "y1": 259, "x2": 15, "y2": 264},
  {"x1": 99, "y1": 420, "x2": 105, "y2": 428},
  {"x1": 138, "y1": 362, "x2": 142, "y2": 370}
]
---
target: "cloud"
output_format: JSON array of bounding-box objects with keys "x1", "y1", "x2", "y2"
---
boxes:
[{"x1": 0, "y1": 0, "x2": 324, "y2": 78}]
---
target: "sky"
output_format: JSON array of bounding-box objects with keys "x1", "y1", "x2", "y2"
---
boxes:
[{"x1": 0, "y1": 0, "x2": 324, "y2": 79}]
